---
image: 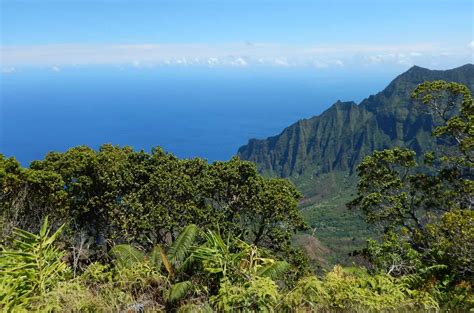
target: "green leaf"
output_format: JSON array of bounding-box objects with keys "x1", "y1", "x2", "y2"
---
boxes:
[
  {"x1": 257, "y1": 261, "x2": 290, "y2": 279},
  {"x1": 109, "y1": 244, "x2": 145, "y2": 268},
  {"x1": 168, "y1": 280, "x2": 192, "y2": 303},
  {"x1": 168, "y1": 224, "x2": 197, "y2": 264}
]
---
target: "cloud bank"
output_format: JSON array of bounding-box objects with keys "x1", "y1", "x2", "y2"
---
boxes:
[{"x1": 1, "y1": 42, "x2": 473, "y2": 70}]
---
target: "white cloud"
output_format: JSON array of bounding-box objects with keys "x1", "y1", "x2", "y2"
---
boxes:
[
  {"x1": 230, "y1": 57, "x2": 247, "y2": 67},
  {"x1": 175, "y1": 58, "x2": 188, "y2": 65},
  {"x1": 273, "y1": 58, "x2": 289, "y2": 67},
  {"x1": 369, "y1": 55, "x2": 383, "y2": 63},
  {"x1": 469, "y1": 41, "x2": 474, "y2": 49},
  {"x1": 206, "y1": 57, "x2": 219, "y2": 67},
  {"x1": 51, "y1": 66, "x2": 61, "y2": 72},
  {"x1": 0, "y1": 42, "x2": 471, "y2": 69},
  {"x1": 363, "y1": 52, "x2": 427, "y2": 67}
]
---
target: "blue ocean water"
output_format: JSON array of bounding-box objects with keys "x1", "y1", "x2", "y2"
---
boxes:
[{"x1": 1, "y1": 66, "x2": 394, "y2": 165}]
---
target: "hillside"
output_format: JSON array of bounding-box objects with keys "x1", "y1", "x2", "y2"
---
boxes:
[
  {"x1": 238, "y1": 64, "x2": 474, "y2": 178},
  {"x1": 238, "y1": 64, "x2": 474, "y2": 263}
]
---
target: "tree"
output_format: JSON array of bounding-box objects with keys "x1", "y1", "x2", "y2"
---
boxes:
[
  {"x1": 206, "y1": 157, "x2": 307, "y2": 249},
  {"x1": 0, "y1": 155, "x2": 67, "y2": 240},
  {"x1": 348, "y1": 81, "x2": 473, "y2": 287},
  {"x1": 1, "y1": 145, "x2": 307, "y2": 267}
]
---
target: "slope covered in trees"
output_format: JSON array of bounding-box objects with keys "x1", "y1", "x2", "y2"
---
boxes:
[
  {"x1": 238, "y1": 64, "x2": 474, "y2": 179},
  {"x1": 238, "y1": 64, "x2": 474, "y2": 261}
]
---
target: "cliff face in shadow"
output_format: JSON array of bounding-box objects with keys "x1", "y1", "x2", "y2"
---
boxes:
[{"x1": 238, "y1": 64, "x2": 474, "y2": 181}]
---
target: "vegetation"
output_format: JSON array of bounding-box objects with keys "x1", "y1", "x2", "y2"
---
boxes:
[
  {"x1": 239, "y1": 64, "x2": 474, "y2": 264},
  {"x1": 0, "y1": 217, "x2": 69, "y2": 311},
  {"x1": 1, "y1": 148, "x2": 306, "y2": 267},
  {"x1": 348, "y1": 80, "x2": 473, "y2": 309},
  {"x1": 1, "y1": 76, "x2": 473, "y2": 310},
  {"x1": 1, "y1": 219, "x2": 438, "y2": 311}
]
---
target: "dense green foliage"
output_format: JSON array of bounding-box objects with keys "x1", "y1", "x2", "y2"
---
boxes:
[
  {"x1": 1, "y1": 148, "x2": 307, "y2": 267},
  {"x1": 349, "y1": 80, "x2": 473, "y2": 309},
  {"x1": 0, "y1": 218, "x2": 69, "y2": 311},
  {"x1": 239, "y1": 64, "x2": 474, "y2": 264},
  {"x1": 1, "y1": 221, "x2": 438, "y2": 312},
  {"x1": 283, "y1": 266, "x2": 438, "y2": 311}
]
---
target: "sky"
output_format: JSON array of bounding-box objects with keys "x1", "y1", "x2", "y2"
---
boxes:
[{"x1": 0, "y1": 0, "x2": 473, "y2": 71}]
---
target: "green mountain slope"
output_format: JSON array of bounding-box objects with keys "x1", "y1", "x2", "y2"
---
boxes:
[
  {"x1": 238, "y1": 64, "x2": 474, "y2": 179},
  {"x1": 237, "y1": 64, "x2": 474, "y2": 264}
]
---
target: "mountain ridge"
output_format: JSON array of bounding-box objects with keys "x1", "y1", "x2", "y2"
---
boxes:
[
  {"x1": 237, "y1": 63, "x2": 474, "y2": 263},
  {"x1": 238, "y1": 64, "x2": 474, "y2": 179}
]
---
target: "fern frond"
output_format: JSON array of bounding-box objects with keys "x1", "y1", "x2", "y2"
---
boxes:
[
  {"x1": 257, "y1": 261, "x2": 290, "y2": 279},
  {"x1": 168, "y1": 224, "x2": 197, "y2": 264},
  {"x1": 168, "y1": 280, "x2": 192, "y2": 303},
  {"x1": 109, "y1": 244, "x2": 145, "y2": 268}
]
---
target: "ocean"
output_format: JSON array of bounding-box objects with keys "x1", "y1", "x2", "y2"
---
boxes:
[{"x1": 1, "y1": 66, "x2": 395, "y2": 165}]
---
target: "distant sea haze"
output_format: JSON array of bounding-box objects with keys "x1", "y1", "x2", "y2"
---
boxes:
[{"x1": 1, "y1": 66, "x2": 395, "y2": 165}]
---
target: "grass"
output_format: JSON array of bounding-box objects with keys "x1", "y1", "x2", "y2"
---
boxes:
[
  {"x1": 289, "y1": 170, "x2": 378, "y2": 267},
  {"x1": 299, "y1": 193, "x2": 376, "y2": 265}
]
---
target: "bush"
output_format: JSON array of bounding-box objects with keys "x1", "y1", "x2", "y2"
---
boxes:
[
  {"x1": 49, "y1": 260, "x2": 167, "y2": 312},
  {"x1": 0, "y1": 218, "x2": 69, "y2": 311},
  {"x1": 283, "y1": 265, "x2": 438, "y2": 311},
  {"x1": 211, "y1": 277, "x2": 280, "y2": 312}
]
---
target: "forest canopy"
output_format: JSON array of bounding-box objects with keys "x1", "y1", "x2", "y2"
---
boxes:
[{"x1": 1, "y1": 147, "x2": 307, "y2": 260}]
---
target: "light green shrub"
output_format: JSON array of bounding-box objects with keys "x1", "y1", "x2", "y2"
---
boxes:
[
  {"x1": 211, "y1": 276, "x2": 280, "y2": 312},
  {"x1": 0, "y1": 217, "x2": 69, "y2": 311},
  {"x1": 283, "y1": 265, "x2": 439, "y2": 311},
  {"x1": 48, "y1": 260, "x2": 167, "y2": 312}
]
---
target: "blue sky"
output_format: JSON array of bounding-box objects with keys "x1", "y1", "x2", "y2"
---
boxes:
[{"x1": 1, "y1": 0, "x2": 473, "y2": 70}]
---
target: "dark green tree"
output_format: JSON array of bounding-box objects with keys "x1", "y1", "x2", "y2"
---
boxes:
[
  {"x1": 0, "y1": 154, "x2": 67, "y2": 240},
  {"x1": 1, "y1": 145, "x2": 307, "y2": 267},
  {"x1": 348, "y1": 81, "x2": 473, "y2": 289}
]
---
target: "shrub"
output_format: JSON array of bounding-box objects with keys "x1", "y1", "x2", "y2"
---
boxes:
[
  {"x1": 49, "y1": 260, "x2": 167, "y2": 312},
  {"x1": 211, "y1": 277, "x2": 280, "y2": 312},
  {"x1": 283, "y1": 265, "x2": 438, "y2": 311},
  {"x1": 0, "y1": 217, "x2": 69, "y2": 311}
]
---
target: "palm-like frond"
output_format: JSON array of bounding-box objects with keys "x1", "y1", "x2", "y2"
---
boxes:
[
  {"x1": 167, "y1": 224, "x2": 197, "y2": 264},
  {"x1": 109, "y1": 244, "x2": 145, "y2": 268},
  {"x1": 176, "y1": 253, "x2": 194, "y2": 274},
  {"x1": 257, "y1": 261, "x2": 290, "y2": 280},
  {"x1": 167, "y1": 280, "x2": 192, "y2": 303},
  {"x1": 192, "y1": 230, "x2": 244, "y2": 277}
]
